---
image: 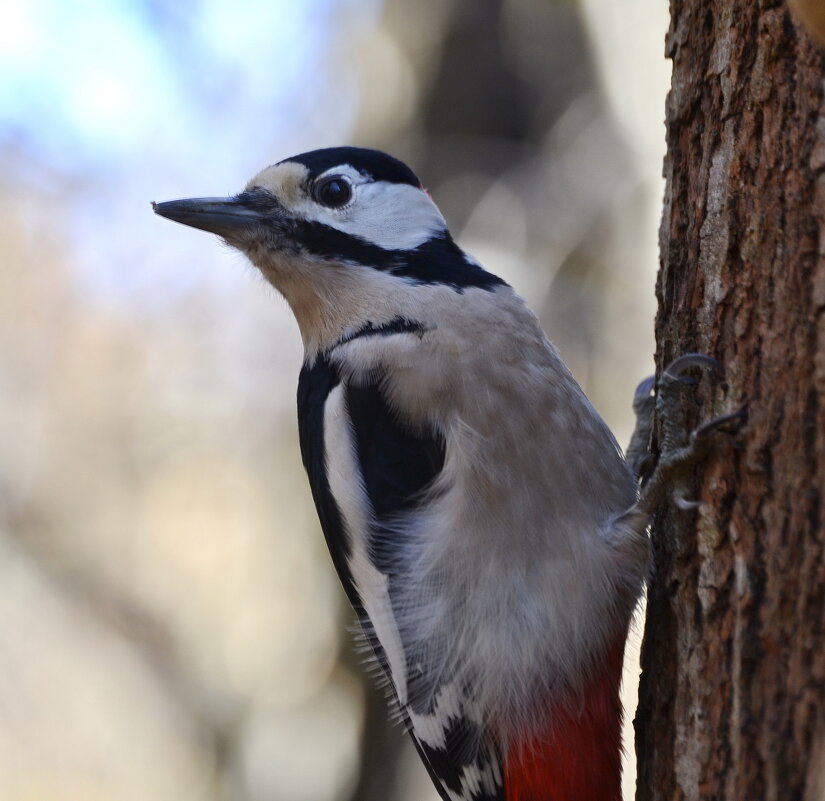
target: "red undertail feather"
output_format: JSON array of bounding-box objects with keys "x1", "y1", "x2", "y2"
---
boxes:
[{"x1": 503, "y1": 641, "x2": 625, "y2": 801}]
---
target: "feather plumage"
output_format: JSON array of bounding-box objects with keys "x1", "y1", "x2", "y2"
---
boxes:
[{"x1": 154, "y1": 147, "x2": 651, "y2": 801}]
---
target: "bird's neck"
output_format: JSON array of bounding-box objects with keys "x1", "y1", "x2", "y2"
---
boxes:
[
  {"x1": 256, "y1": 255, "x2": 408, "y2": 354},
  {"x1": 261, "y1": 265, "x2": 368, "y2": 352},
  {"x1": 504, "y1": 637, "x2": 625, "y2": 801}
]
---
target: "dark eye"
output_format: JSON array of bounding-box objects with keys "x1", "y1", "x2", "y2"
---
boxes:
[{"x1": 313, "y1": 176, "x2": 352, "y2": 208}]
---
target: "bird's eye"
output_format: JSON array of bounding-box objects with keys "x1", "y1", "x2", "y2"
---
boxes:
[{"x1": 313, "y1": 176, "x2": 352, "y2": 208}]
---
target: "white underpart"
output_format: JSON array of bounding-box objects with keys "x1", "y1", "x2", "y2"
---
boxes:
[
  {"x1": 295, "y1": 164, "x2": 447, "y2": 251},
  {"x1": 322, "y1": 384, "x2": 409, "y2": 705}
]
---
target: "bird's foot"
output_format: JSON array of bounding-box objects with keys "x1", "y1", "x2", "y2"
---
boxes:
[
  {"x1": 628, "y1": 354, "x2": 745, "y2": 519},
  {"x1": 625, "y1": 374, "x2": 656, "y2": 483}
]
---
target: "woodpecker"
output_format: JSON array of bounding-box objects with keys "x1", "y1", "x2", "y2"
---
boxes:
[{"x1": 153, "y1": 147, "x2": 723, "y2": 801}]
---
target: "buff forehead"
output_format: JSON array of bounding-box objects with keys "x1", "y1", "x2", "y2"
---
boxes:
[{"x1": 246, "y1": 162, "x2": 310, "y2": 207}]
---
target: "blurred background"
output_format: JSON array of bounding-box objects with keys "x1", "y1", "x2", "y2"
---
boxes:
[{"x1": 0, "y1": 1, "x2": 669, "y2": 799}]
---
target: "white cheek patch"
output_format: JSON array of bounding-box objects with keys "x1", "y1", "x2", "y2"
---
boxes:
[
  {"x1": 292, "y1": 169, "x2": 447, "y2": 251},
  {"x1": 331, "y1": 180, "x2": 447, "y2": 250},
  {"x1": 248, "y1": 162, "x2": 448, "y2": 251}
]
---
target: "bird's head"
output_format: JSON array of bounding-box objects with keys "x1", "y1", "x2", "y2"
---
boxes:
[{"x1": 154, "y1": 147, "x2": 505, "y2": 352}]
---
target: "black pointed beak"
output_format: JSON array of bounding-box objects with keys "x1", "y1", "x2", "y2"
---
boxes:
[{"x1": 152, "y1": 196, "x2": 267, "y2": 238}]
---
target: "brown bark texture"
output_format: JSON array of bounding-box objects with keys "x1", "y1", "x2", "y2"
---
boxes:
[{"x1": 636, "y1": 3, "x2": 825, "y2": 801}]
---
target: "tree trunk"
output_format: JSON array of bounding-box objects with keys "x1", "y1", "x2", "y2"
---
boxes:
[{"x1": 635, "y1": 3, "x2": 825, "y2": 801}]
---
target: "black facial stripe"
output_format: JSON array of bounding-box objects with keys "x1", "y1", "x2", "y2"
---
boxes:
[
  {"x1": 291, "y1": 218, "x2": 400, "y2": 266},
  {"x1": 406, "y1": 237, "x2": 507, "y2": 291},
  {"x1": 336, "y1": 317, "x2": 427, "y2": 349},
  {"x1": 284, "y1": 146, "x2": 421, "y2": 187},
  {"x1": 291, "y1": 220, "x2": 507, "y2": 292}
]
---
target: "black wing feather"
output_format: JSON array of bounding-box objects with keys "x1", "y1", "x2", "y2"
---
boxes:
[
  {"x1": 297, "y1": 355, "x2": 361, "y2": 609},
  {"x1": 346, "y1": 378, "x2": 504, "y2": 801},
  {"x1": 298, "y1": 356, "x2": 503, "y2": 801},
  {"x1": 345, "y1": 378, "x2": 444, "y2": 524}
]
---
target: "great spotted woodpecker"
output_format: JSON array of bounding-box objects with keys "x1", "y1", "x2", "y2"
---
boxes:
[{"x1": 154, "y1": 147, "x2": 732, "y2": 801}]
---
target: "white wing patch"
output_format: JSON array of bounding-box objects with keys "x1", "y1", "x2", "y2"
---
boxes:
[
  {"x1": 446, "y1": 760, "x2": 503, "y2": 801},
  {"x1": 322, "y1": 384, "x2": 409, "y2": 704},
  {"x1": 408, "y1": 683, "x2": 464, "y2": 749}
]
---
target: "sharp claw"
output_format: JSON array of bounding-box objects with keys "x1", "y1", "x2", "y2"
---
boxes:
[
  {"x1": 632, "y1": 353, "x2": 742, "y2": 517},
  {"x1": 634, "y1": 375, "x2": 655, "y2": 403},
  {"x1": 669, "y1": 376, "x2": 700, "y2": 390},
  {"x1": 693, "y1": 406, "x2": 747, "y2": 439},
  {"x1": 659, "y1": 353, "x2": 725, "y2": 385},
  {"x1": 674, "y1": 492, "x2": 704, "y2": 511},
  {"x1": 633, "y1": 375, "x2": 656, "y2": 417},
  {"x1": 662, "y1": 353, "x2": 724, "y2": 382}
]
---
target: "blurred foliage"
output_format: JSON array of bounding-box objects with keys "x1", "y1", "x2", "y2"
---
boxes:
[{"x1": 0, "y1": 1, "x2": 667, "y2": 799}]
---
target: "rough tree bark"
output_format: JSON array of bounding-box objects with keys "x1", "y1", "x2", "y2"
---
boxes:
[{"x1": 635, "y1": 2, "x2": 825, "y2": 801}]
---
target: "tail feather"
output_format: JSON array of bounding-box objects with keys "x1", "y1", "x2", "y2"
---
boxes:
[{"x1": 503, "y1": 641, "x2": 625, "y2": 801}]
